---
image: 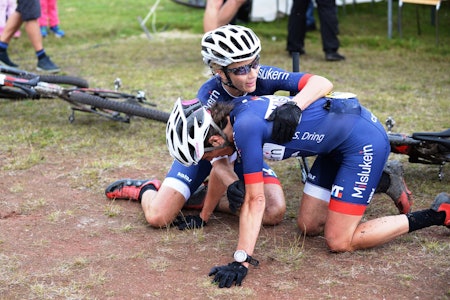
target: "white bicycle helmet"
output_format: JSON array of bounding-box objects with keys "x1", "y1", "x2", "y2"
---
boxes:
[
  {"x1": 201, "y1": 24, "x2": 261, "y2": 67},
  {"x1": 166, "y1": 98, "x2": 212, "y2": 166}
]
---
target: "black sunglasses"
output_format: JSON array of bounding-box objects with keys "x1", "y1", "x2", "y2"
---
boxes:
[{"x1": 226, "y1": 55, "x2": 260, "y2": 76}]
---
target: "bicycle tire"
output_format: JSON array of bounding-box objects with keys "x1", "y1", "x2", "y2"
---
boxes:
[
  {"x1": 66, "y1": 91, "x2": 170, "y2": 123},
  {"x1": 0, "y1": 65, "x2": 89, "y2": 88},
  {"x1": 0, "y1": 86, "x2": 30, "y2": 100},
  {"x1": 388, "y1": 133, "x2": 420, "y2": 146},
  {"x1": 36, "y1": 75, "x2": 89, "y2": 88}
]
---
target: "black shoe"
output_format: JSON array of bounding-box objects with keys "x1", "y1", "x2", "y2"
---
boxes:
[
  {"x1": 37, "y1": 55, "x2": 60, "y2": 73},
  {"x1": 325, "y1": 52, "x2": 345, "y2": 61},
  {"x1": 183, "y1": 181, "x2": 208, "y2": 210},
  {"x1": 0, "y1": 51, "x2": 18, "y2": 67}
]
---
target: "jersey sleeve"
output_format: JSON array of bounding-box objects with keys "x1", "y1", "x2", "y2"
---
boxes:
[
  {"x1": 232, "y1": 105, "x2": 269, "y2": 184},
  {"x1": 255, "y1": 65, "x2": 314, "y2": 95},
  {"x1": 196, "y1": 75, "x2": 233, "y2": 109}
]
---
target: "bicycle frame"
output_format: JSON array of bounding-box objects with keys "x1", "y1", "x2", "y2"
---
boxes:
[{"x1": 386, "y1": 117, "x2": 450, "y2": 180}]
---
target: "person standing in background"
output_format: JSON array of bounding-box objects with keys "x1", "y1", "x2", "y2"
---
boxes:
[
  {"x1": 0, "y1": 0, "x2": 60, "y2": 73},
  {"x1": 287, "y1": 0, "x2": 345, "y2": 61},
  {"x1": 203, "y1": 0, "x2": 247, "y2": 32},
  {"x1": 39, "y1": 0, "x2": 65, "y2": 38}
]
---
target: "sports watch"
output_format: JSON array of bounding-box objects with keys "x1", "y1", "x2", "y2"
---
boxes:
[{"x1": 233, "y1": 250, "x2": 259, "y2": 266}]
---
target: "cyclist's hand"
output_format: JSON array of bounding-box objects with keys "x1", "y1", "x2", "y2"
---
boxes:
[
  {"x1": 209, "y1": 262, "x2": 248, "y2": 288},
  {"x1": 173, "y1": 215, "x2": 206, "y2": 230},
  {"x1": 227, "y1": 180, "x2": 245, "y2": 213},
  {"x1": 267, "y1": 101, "x2": 302, "y2": 144}
]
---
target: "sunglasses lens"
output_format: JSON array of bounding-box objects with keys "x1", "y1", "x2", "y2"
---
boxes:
[
  {"x1": 229, "y1": 56, "x2": 260, "y2": 76},
  {"x1": 233, "y1": 66, "x2": 250, "y2": 75}
]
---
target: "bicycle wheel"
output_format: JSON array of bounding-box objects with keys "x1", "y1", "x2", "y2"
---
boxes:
[
  {"x1": 65, "y1": 90, "x2": 170, "y2": 123},
  {"x1": 0, "y1": 65, "x2": 89, "y2": 88},
  {"x1": 0, "y1": 86, "x2": 30, "y2": 100},
  {"x1": 388, "y1": 133, "x2": 420, "y2": 146},
  {"x1": 36, "y1": 75, "x2": 89, "y2": 88}
]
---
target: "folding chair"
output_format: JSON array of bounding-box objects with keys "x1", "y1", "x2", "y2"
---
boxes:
[{"x1": 398, "y1": 0, "x2": 442, "y2": 45}]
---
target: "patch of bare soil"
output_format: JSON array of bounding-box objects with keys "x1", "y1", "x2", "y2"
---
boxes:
[{"x1": 1, "y1": 153, "x2": 449, "y2": 299}]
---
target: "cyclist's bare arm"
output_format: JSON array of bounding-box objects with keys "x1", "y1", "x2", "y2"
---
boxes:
[
  {"x1": 199, "y1": 157, "x2": 239, "y2": 222},
  {"x1": 203, "y1": 0, "x2": 247, "y2": 32},
  {"x1": 291, "y1": 75, "x2": 333, "y2": 111}
]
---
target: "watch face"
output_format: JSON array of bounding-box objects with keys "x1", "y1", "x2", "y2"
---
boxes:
[{"x1": 234, "y1": 250, "x2": 247, "y2": 262}]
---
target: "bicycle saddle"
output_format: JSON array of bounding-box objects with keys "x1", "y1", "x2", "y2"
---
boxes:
[{"x1": 412, "y1": 128, "x2": 450, "y2": 149}]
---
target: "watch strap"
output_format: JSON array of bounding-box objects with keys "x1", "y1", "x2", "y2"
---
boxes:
[{"x1": 245, "y1": 255, "x2": 259, "y2": 267}]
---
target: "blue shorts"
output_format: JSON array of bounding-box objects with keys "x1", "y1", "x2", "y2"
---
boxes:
[
  {"x1": 304, "y1": 107, "x2": 390, "y2": 215},
  {"x1": 17, "y1": 0, "x2": 41, "y2": 21},
  {"x1": 165, "y1": 157, "x2": 280, "y2": 200}
]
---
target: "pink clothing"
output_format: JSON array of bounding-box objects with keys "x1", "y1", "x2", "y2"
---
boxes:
[
  {"x1": 39, "y1": 0, "x2": 60, "y2": 27},
  {"x1": 0, "y1": 0, "x2": 20, "y2": 37},
  {"x1": 0, "y1": 0, "x2": 17, "y2": 28}
]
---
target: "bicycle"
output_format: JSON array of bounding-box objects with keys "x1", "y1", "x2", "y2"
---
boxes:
[
  {"x1": 0, "y1": 66, "x2": 170, "y2": 123},
  {"x1": 385, "y1": 117, "x2": 450, "y2": 180}
]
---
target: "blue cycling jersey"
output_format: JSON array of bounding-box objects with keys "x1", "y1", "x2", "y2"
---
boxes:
[
  {"x1": 229, "y1": 94, "x2": 390, "y2": 215},
  {"x1": 197, "y1": 65, "x2": 312, "y2": 108},
  {"x1": 166, "y1": 65, "x2": 312, "y2": 199}
]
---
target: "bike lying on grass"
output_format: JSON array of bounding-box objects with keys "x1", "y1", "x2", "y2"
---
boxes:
[
  {"x1": 385, "y1": 117, "x2": 450, "y2": 180},
  {"x1": 0, "y1": 65, "x2": 170, "y2": 123}
]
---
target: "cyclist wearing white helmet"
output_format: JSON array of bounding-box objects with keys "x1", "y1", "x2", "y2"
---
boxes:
[
  {"x1": 198, "y1": 24, "x2": 333, "y2": 142},
  {"x1": 166, "y1": 98, "x2": 230, "y2": 167},
  {"x1": 165, "y1": 96, "x2": 447, "y2": 289},
  {"x1": 105, "y1": 24, "x2": 337, "y2": 230}
]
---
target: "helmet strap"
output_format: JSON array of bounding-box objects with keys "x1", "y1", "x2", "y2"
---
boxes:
[
  {"x1": 221, "y1": 67, "x2": 245, "y2": 95},
  {"x1": 219, "y1": 68, "x2": 247, "y2": 98}
]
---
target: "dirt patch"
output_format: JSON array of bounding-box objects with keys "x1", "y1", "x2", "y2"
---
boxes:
[{"x1": 1, "y1": 151, "x2": 449, "y2": 299}]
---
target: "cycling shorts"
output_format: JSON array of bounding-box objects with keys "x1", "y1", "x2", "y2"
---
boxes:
[
  {"x1": 303, "y1": 107, "x2": 390, "y2": 216},
  {"x1": 164, "y1": 157, "x2": 280, "y2": 201}
]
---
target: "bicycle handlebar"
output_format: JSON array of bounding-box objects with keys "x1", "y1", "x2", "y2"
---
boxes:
[{"x1": 0, "y1": 74, "x2": 40, "y2": 98}]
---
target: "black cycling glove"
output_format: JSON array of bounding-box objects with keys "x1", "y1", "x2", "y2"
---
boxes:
[
  {"x1": 227, "y1": 180, "x2": 245, "y2": 213},
  {"x1": 267, "y1": 101, "x2": 302, "y2": 144},
  {"x1": 173, "y1": 215, "x2": 206, "y2": 230},
  {"x1": 209, "y1": 261, "x2": 248, "y2": 288}
]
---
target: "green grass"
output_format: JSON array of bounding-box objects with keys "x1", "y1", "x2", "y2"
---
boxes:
[
  {"x1": 2, "y1": 0, "x2": 448, "y2": 228},
  {"x1": 0, "y1": 0, "x2": 449, "y2": 298}
]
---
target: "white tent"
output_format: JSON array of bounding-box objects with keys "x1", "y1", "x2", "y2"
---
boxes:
[{"x1": 250, "y1": 0, "x2": 382, "y2": 22}]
